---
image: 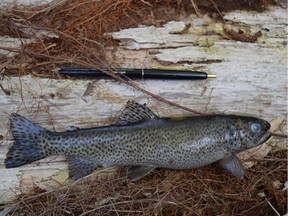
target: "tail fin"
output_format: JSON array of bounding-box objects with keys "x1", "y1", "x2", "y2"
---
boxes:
[{"x1": 5, "y1": 113, "x2": 48, "y2": 168}]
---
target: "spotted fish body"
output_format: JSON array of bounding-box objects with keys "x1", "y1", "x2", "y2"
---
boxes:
[{"x1": 5, "y1": 101, "x2": 271, "y2": 181}]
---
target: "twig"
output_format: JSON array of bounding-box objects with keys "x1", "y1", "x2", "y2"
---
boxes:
[
  {"x1": 265, "y1": 198, "x2": 281, "y2": 216},
  {"x1": 0, "y1": 83, "x2": 10, "y2": 95},
  {"x1": 270, "y1": 132, "x2": 288, "y2": 138},
  {"x1": 209, "y1": 0, "x2": 225, "y2": 22},
  {"x1": 240, "y1": 199, "x2": 266, "y2": 214},
  {"x1": 0, "y1": 46, "x2": 205, "y2": 115},
  {"x1": 190, "y1": 0, "x2": 202, "y2": 17}
]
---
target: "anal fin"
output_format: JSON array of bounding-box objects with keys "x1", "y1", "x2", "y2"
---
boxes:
[
  {"x1": 67, "y1": 156, "x2": 97, "y2": 180},
  {"x1": 127, "y1": 166, "x2": 155, "y2": 182},
  {"x1": 219, "y1": 154, "x2": 244, "y2": 179}
]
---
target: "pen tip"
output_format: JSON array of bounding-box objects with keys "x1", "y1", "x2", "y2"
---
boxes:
[{"x1": 207, "y1": 74, "x2": 216, "y2": 78}]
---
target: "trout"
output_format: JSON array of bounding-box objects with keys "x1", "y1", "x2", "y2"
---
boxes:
[{"x1": 5, "y1": 101, "x2": 271, "y2": 181}]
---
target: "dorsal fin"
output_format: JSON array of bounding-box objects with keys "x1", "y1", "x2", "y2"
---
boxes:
[{"x1": 117, "y1": 100, "x2": 159, "y2": 125}]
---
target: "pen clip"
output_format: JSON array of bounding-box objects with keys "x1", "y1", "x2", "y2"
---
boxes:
[
  {"x1": 152, "y1": 66, "x2": 192, "y2": 71},
  {"x1": 152, "y1": 66, "x2": 216, "y2": 78}
]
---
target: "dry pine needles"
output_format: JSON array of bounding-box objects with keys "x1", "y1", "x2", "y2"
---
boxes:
[
  {"x1": 0, "y1": 0, "x2": 286, "y2": 215},
  {"x1": 1, "y1": 150, "x2": 286, "y2": 215}
]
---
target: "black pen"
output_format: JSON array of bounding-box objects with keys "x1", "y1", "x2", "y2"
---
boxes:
[{"x1": 58, "y1": 67, "x2": 216, "y2": 80}]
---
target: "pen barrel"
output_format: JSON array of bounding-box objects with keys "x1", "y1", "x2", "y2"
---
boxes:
[
  {"x1": 59, "y1": 68, "x2": 108, "y2": 77},
  {"x1": 59, "y1": 68, "x2": 208, "y2": 80},
  {"x1": 137, "y1": 69, "x2": 207, "y2": 79}
]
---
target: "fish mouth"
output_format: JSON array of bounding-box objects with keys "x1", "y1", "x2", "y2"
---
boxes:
[{"x1": 258, "y1": 131, "x2": 271, "y2": 145}]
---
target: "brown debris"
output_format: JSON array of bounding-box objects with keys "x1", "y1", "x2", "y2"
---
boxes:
[
  {"x1": 0, "y1": 2, "x2": 286, "y2": 214},
  {"x1": 0, "y1": 0, "x2": 277, "y2": 77},
  {"x1": 223, "y1": 28, "x2": 263, "y2": 43},
  {"x1": 1, "y1": 150, "x2": 286, "y2": 215}
]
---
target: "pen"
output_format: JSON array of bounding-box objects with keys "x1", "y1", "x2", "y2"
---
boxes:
[{"x1": 58, "y1": 68, "x2": 216, "y2": 80}]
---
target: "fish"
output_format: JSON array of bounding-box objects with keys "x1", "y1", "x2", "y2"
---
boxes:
[{"x1": 5, "y1": 101, "x2": 271, "y2": 181}]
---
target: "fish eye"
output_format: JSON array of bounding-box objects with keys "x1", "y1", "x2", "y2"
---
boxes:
[{"x1": 251, "y1": 123, "x2": 261, "y2": 133}]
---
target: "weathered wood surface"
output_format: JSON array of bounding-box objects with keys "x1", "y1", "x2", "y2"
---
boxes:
[{"x1": 0, "y1": 6, "x2": 287, "y2": 204}]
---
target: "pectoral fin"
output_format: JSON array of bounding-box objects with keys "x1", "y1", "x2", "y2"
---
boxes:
[
  {"x1": 219, "y1": 154, "x2": 244, "y2": 179},
  {"x1": 67, "y1": 156, "x2": 97, "y2": 180},
  {"x1": 127, "y1": 166, "x2": 155, "y2": 181}
]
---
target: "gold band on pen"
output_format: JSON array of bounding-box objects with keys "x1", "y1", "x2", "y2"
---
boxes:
[
  {"x1": 142, "y1": 69, "x2": 144, "y2": 79},
  {"x1": 207, "y1": 74, "x2": 216, "y2": 78}
]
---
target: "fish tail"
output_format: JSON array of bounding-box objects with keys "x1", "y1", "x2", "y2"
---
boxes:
[{"x1": 5, "y1": 113, "x2": 48, "y2": 168}]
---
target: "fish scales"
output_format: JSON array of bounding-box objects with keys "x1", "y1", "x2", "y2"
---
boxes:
[
  {"x1": 5, "y1": 101, "x2": 271, "y2": 181},
  {"x1": 43, "y1": 117, "x2": 227, "y2": 169}
]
